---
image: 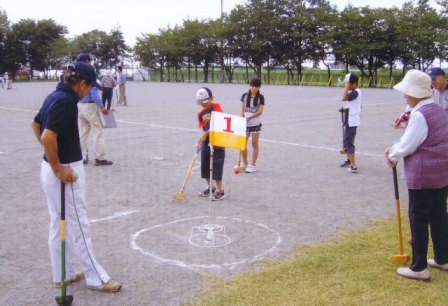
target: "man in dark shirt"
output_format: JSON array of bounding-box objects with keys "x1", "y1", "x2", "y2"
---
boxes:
[{"x1": 31, "y1": 62, "x2": 121, "y2": 293}]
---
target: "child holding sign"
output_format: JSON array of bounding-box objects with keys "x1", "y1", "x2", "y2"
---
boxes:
[
  {"x1": 240, "y1": 78, "x2": 265, "y2": 173},
  {"x1": 196, "y1": 87, "x2": 226, "y2": 201}
]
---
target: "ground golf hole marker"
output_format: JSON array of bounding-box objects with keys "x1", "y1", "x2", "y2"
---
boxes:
[
  {"x1": 131, "y1": 216, "x2": 282, "y2": 270},
  {"x1": 189, "y1": 223, "x2": 232, "y2": 248}
]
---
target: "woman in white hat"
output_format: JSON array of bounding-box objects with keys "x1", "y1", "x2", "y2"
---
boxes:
[{"x1": 385, "y1": 69, "x2": 448, "y2": 281}]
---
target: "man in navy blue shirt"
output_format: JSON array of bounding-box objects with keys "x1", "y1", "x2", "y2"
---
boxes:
[{"x1": 32, "y1": 62, "x2": 121, "y2": 293}]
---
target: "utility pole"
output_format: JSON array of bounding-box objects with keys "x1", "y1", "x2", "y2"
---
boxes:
[{"x1": 220, "y1": 0, "x2": 225, "y2": 83}]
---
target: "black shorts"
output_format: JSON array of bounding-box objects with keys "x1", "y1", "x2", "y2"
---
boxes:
[
  {"x1": 201, "y1": 146, "x2": 225, "y2": 180},
  {"x1": 247, "y1": 123, "x2": 262, "y2": 133}
]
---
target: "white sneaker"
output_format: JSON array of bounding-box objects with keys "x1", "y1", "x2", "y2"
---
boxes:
[
  {"x1": 245, "y1": 164, "x2": 256, "y2": 173},
  {"x1": 396, "y1": 267, "x2": 431, "y2": 282},
  {"x1": 427, "y1": 259, "x2": 448, "y2": 271}
]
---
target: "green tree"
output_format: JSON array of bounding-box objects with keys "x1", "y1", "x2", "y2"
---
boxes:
[
  {"x1": 3, "y1": 18, "x2": 66, "y2": 77},
  {"x1": 228, "y1": 0, "x2": 275, "y2": 79},
  {"x1": 134, "y1": 32, "x2": 169, "y2": 82},
  {"x1": 307, "y1": 0, "x2": 339, "y2": 82},
  {"x1": 0, "y1": 8, "x2": 10, "y2": 72}
]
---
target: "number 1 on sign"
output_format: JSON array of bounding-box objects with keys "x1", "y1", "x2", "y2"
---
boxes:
[{"x1": 223, "y1": 117, "x2": 234, "y2": 133}]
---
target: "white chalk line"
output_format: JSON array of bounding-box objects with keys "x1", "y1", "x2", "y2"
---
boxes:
[
  {"x1": 1, "y1": 106, "x2": 382, "y2": 157},
  {"x1": 130, "y1": 216, "x2": 282, "y2": 270},
  {"x1": 0, "y1": 106, "x2": 37, "y2": 112},
  {"x1": 90, "y1": 210, "x2": 140, "y2": 223},
  {"x1": 260, "y1": 139, "x2": 383, "y2": 157},
  {"x1": 117, "y1": 118, "x2": 383, "y2": 158}
]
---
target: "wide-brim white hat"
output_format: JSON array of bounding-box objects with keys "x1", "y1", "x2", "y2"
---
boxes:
[{"x1": 394, "y1": 69, "x2": 431, "y2": 98}]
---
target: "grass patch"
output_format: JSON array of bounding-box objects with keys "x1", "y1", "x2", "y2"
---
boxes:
[{"x1": 189, "y1": 218, "x2": 448, "y2": 306}]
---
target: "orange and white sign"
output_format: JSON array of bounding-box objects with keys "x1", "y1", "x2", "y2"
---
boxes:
[{"x1": 210, "y1": 112, "x2": 246, "y2": 151}]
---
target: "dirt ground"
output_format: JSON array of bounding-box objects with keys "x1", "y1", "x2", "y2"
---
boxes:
[{"x1": 0, "y1": 81, "x2": 408, "y2": 305}]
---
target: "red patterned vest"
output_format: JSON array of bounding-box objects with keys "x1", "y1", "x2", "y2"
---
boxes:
[{"x1": 404, "y1": 103, "x2": 448, "y2": 189}]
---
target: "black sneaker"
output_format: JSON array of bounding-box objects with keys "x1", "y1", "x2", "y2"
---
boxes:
[
  {"x1": 340, "y1": 159, "x2": 351, "y2": 167},
  {"x1": 348, "y1": 166, "x2": 358, "y2": 173},
  {"x1": 83, "y1": 155, "x2": 89, "y2": 165},
  {"x1": 212, "y1": 189, "x2": 226, "y2": 201},
  {"x1": 198, "y1": 186, "x2": 216, "y2": 197},
  {"x1": 95, "y1": 159, "x2": 113, "y2": 166}
]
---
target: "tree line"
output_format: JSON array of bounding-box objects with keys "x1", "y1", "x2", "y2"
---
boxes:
[
  {"x1": 0, "y1": 0, "x2": 447, "y2": 85},
  {"x1": 0, "y1": 10, "x2": 127, "y2": 78},
  {"x1": 134, "y1": 0, "x2": 448, "y2": 85}
]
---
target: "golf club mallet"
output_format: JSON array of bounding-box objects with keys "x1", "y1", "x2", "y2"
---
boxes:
[
  {"x1": 234, "y1": 151, "x2": 244, "y2": 174},
  {"x1": 339, "y1": 106, "x2": 346, "y2": 154},
  {"x1": 391, "y1": 166, "x2": 410, "y2": 265},
  {"x1": 55, "y1": 182, "x2": 73, "y2": 306},
  {"x1": 174, "y1": 149, "x2": 200, "y2": 202}
]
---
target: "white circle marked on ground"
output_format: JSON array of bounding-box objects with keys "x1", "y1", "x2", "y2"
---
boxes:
[{"x1": 130, "y1": 215, "x2": 282, "y2": 270}]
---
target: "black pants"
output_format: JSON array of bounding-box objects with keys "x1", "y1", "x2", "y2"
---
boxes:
[
  {"x1": 408, "y1": 186, "x2": 448, "y2": 271},
  {"x1": 102, "y1": 87, "x2": 113, "y2": 109}
]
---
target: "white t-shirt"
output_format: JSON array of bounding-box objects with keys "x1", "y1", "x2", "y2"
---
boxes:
[{"x1": 343, "y1": 88, "x2": 362, "y2": 127}]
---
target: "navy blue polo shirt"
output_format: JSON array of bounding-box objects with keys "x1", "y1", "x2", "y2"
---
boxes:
[{"x1": 34, "y1": 83, "x2": 82, "y2": 164}]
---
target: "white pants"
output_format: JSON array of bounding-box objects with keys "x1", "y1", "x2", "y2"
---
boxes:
[
  {"x1": 40, "y1": 160, "x2": 110, "y2": 286},
  {"x1": 78, "y1": 103, "x2": 106, "y2": 160}
]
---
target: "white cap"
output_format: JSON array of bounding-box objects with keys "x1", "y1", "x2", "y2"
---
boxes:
[
  {"x1": 394, "y1": 69, "x2": 431, "y2": 99},
  {"x1": 195, "y1": 87, "x2": 212, "y2": 104},
  {"x1": 343, "y1": 73, "x2": 351, "y2": 82}
]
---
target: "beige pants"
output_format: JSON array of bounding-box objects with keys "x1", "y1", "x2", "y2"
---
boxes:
[
  {"x1": 78, "y1": 103, "x2": 106, "y2": 160},
  {"x1": 118, "y1": 84, "x2": 127, "y2": 105}
]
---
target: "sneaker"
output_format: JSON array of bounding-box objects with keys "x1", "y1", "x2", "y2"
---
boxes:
[
  {"x1": 340, "y1": 159, "x2": 351, "y2": 167},
  {"x1": 348, "y1": 166, "x2": 358, "y2": 173},
  {"x1": 95, "y1": 159, "x2": 113, "y2": 166},
  {"x1": 83, "y1": 155, "x2": 89, "y2": 165},
  {"x1": 212, "y1": 189, "x2": 226, "y2": 201},
  {"x1": 396, "y1": 267, "x2": 431, "y2": 282},
  {"x1": 245, "y1": 165, "x2": 256, "y2": 173},
  {"x1": 54, "y1": 271, "x2": 85, "y2": 288},
  {"x1": 87, "y1": 280, "x2": 122, "y2": 293},
  {"x1": 199, "y1": 186, "x2": 216, "y2": 197},
  {"x1": 427, "y1": 259, "x2": 448, "y2": 271}
]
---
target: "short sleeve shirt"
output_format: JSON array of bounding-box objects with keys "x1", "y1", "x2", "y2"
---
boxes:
[
  {"x1": 241, "y1": 93, "x2": 265, "y2": 127},
  {"x1": 197, "y1": 102, "x2": 223, "y2": 146},
  {"x1": 34, "y1": 83, "x2": 82, "y2": 163}
]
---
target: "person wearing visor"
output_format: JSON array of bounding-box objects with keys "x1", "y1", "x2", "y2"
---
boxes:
[
  {"x1": 196, "y1": 87, "x2": 226, "y2": 201},
  {"x1": 76, "y1": 52, "x2": 113, "y2": 166},
  {"x1": 31, "y1": 62, "x2": 122, "y2": 293}
]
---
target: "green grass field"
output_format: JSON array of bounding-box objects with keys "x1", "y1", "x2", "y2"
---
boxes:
[
  {"x1": 189, "y1": 216, "x2": 448, "y2": 306},
  {"x1": 151, "y1": 67, "x2": 403, "y2": 88}
]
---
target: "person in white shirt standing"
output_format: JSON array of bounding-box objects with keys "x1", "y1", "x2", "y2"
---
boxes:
[
  {"x1": 116, "y1": 66, "x2": 127, "y2": 106},
  {"x1": 339, "y1": 74, "x2": 362, "y2": 173}
]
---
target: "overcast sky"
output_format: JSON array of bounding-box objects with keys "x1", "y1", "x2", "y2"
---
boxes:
[{"x1": 0, "y1": 0, "x2": 441, "y2": 47}]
